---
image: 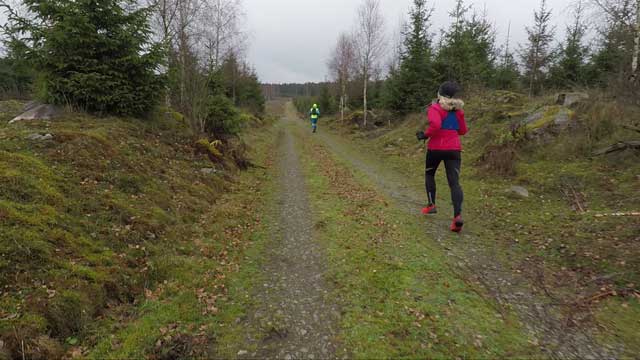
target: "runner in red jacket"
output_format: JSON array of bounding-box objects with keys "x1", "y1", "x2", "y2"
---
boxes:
[{"x1": 416, "y1": 81, "x2": 468, "y2": 232}]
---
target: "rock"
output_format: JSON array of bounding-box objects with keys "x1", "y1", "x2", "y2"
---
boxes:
[
  {"x1": 26, "y1": 133, "x2": 54, "y2": 141},
  {"x1": 200, "y1": 168, "x2": 218, "y2": 175},
  {"x1": 23, "y1": 100, "x2": 41, "y2": 112},
  {"x1": 556, "y1": 92, "x2": 589, "y2": 107},
  {"x1": 10, "y1": 104, "x2": 61, "y2": 123},
  {"x1": 237, "y1": 350, "x2": 248, "y2": 357},
  {"x1": 523, "y1": 111, "x2": 544, "y2": 126},
  {"x1": 494, "y1": 90, "x2": 525, "y2": 104},
  {"x1": 552, "y1": 108, "x2": 571, "y2": 126},
  {"x1": 524, "y1": 106, "x2": 575, "y2": 133},
  {"x1": 508, "y1": 186, "x2": 529, "y2": 198}
]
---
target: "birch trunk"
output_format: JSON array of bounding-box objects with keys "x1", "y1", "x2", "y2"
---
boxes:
[
  {"x1": 363, "y1": 74, "x2": 368, "y2": 127},
  {"x1": 632, "y1": 0, "x2": 639, "y2": 79}
]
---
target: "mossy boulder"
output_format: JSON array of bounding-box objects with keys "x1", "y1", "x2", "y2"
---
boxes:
[
  {"x1": 555, "y1": 92, "x2": 589, "y2": 107},
  {"x1": 523, "y1": 105, "x2": 576, "y2": 133}
]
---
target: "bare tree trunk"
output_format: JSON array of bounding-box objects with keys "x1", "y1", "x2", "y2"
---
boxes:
[
  {"x1": 632, "y1": 0, "x2": 640, "y2": 80},
  {"x1": 214, "y1": 0, "x2": 222, "y2": 68},
  {"x1": 363, "y1": 75, "x2": 368, "y2": 127},
  {"x1": 529, "y1": 52, "x2": 538, "y2": 97},
  {"x1": 354, "y1": 0, "x2": 385, "y2": 129}
]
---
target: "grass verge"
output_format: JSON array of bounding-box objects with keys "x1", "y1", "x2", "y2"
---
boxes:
[{"x1": 85, "y1": 119, "x2": 279, "y2": 359}]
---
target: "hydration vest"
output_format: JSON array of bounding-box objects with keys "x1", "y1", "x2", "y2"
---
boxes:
[{"x1": 441, "y1": 111, "x2": 460, "y2": 131}]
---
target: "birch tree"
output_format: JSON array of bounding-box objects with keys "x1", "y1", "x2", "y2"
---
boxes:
[
  {"x1": 632, "y1": 0, "x2": 639, "y2": 79},
  {"x1": 328, "y1": 33, "x2": 356, "y2": 122},
  {"x1": 354, "y1": 0, "x2": 386, "y2": 126},
  {"x1": 201, "y1": 0, "x2": 245, "y2": 71}
]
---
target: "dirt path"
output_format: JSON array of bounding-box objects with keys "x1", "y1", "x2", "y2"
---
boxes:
[
  {"x1": 303, "y1": 109, "x2": 619, "y2": 359},
  {"x1": 240, "y1": 113, "x2": 339, "y2": 359}
]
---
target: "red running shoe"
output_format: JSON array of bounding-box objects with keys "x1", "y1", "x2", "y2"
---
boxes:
[
  {"x1": 421, "y1": 205, "x2": 437, "y2": 215},
  {"x1": 450, "y1": 216, "x2": 464, "y2": 233}
]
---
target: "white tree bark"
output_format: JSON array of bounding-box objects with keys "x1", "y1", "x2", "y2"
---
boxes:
[
  {"x1": 328, "y1": 32, "x2": 356, "y2": 122},
  {"x1": 363, "y1": 75, "x2": 368, "y2": 126},
  {"x1": 632, "y1": 0, "x2": 640, "y2": 79},
  {"x1": 202, "y1": 0, "x2": 244, "y2": 70},
  {"x1": 354, "y1": 0, "x2": 385, "y2": 127}
]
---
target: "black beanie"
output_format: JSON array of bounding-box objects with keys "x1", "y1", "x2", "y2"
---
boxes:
[{"x1": 438, "y1": 81, "x2": 461, "y2": 98}]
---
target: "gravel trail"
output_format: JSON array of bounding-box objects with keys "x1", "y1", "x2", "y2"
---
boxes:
[{"x1": 240, "y1": 114, "x2": 339, "y2": 359}]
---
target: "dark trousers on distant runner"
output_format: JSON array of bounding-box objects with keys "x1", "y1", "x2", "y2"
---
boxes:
[{"x1": 425, "y1": 150, "x2": 464, "y2": 217}]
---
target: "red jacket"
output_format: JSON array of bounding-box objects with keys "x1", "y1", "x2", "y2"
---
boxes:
[{"x1": 424, "y1": 102, "x2": 468, "y2": 151}]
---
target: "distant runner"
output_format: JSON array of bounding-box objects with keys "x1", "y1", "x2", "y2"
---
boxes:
[
  {"x1": 416, "y1": 81, "x2": 468, "y2": 232},
  {"x1": 309, "y1": 103, "x2": 320, "y2": 133}
]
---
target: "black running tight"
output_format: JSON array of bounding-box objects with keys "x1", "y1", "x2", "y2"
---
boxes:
[{"x1": 425, "y1": 150, "x2": 464, "y2": 217}]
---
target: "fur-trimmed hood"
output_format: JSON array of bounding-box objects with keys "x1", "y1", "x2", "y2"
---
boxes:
[{"x1": 437, "y1": 96, "x2": 465, "y2": 111}]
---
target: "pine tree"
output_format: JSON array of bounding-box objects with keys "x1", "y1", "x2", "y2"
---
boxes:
[
  {"x1": 0, "y1": 38, "x2": 35, "y2": 98},
  {"x1": 318, "y1": 83, "x2": 336, "y2": 115},
  {"x1": 520, "y1": 0, "x2": 555, "y2": 96},
  {"x1": 549, "y1": 0, "x2": 589, "y2": 88},
  {"x1": 384, "y1": 0, "x2": 436, "y2": 114},
  {"x1": 588, "y1": 22, "x2": 631, "y2": 85},
  {"x1": 435, "y1": 0, "x2": 496, "y2": 87},
  {"x1": 3, "y1": 0, "x2": 165, "y2": 116},
  {"x1": 435, "y1": 0, "x2": 470, "y2": 82},
  {"x1": 493, "y1": 22, "x2": 521, "y2": 90}
]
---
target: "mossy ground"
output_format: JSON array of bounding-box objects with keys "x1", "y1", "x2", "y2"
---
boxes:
[
  {"x1": 323, "y1": 91, "x2": 640, "y2": 356},
  {"x1": 0, "y1": 101, "x2": 276, "y2": 358}
]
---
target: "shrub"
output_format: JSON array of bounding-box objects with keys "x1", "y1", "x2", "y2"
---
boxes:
[
  {"x1": 203, "y1": 95, "x2": 245, "y2": 136},
  {"x1": 476, "y1": 143, "x2": 518, "y2": 177}
]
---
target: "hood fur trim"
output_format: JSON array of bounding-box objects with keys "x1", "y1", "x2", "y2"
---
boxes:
[{"x1": 438, "y1": 96, "x2": 464, "y2": 111}]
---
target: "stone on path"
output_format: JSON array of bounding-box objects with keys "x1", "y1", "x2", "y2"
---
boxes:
[
  {"x1": 26, "y1": 133, "x2": 54, "y2": 141},
  {"x1": 507, "y1": 186, "x2": 530, "y2": 198}
]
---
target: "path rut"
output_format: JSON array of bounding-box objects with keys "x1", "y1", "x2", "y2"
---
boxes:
[{"x1": 241, "y1": 116, "x2": 339, "y2": 359}]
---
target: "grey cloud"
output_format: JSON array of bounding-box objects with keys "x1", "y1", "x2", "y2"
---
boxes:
[{"x1": 246, "y1": 0, "x2": 575, "y2": 83}]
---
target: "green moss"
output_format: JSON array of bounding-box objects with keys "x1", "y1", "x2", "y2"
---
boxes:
[
  {"x1": 525, "y1": 105, "x2": 576, "y2": 130},
  {"x1": 0, "y1": 100, "x2": 26, "y2": 122},
  {"x1": 195, "y1": 138, "x2": 223, "y2": 159},
  {"x1": 0, "y1": 151, "x2": 63, "y2": 205},
  {"x1": 46, "y1": 290, "x2": 97, "y2": 338},
  {"x1": 596, "y1": 298, "x2": 640, "y2": 357}
]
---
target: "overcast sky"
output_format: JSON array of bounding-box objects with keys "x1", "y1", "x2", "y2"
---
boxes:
[{"x1": 244, "y1": 0, "x2": 576, "y2": 83}]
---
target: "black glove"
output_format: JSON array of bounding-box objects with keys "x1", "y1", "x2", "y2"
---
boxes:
[{"x1": 416, "y1": 131, "x2": 427, "y2": 141}]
